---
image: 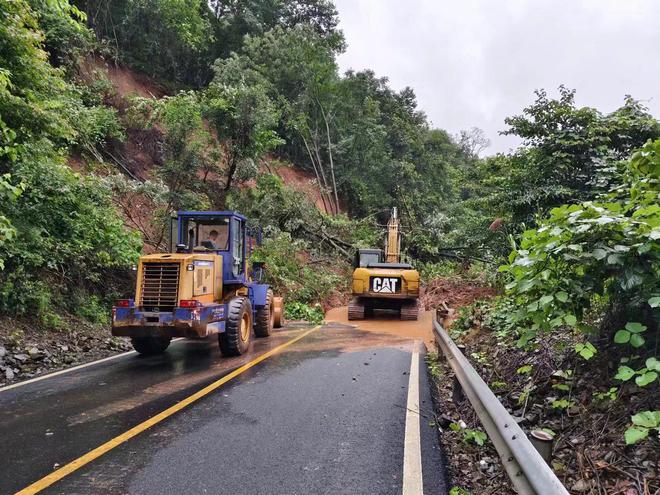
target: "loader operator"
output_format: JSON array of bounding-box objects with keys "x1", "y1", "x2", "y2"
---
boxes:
[{"x1": 202, "y1": 230, "x2": 219, "y2": 250}]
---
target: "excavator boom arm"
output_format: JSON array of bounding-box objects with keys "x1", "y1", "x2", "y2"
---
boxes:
[{"x1": 384, "y1": 207, "x2": 401, "y2": 263}]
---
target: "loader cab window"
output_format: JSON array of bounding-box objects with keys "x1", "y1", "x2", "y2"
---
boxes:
[
  {"x1": 231, "y1": 217, "x2": 243, "y2": 277},
  {"x1": 182, "y1": 217, "x2": 230, "y2": 251}
]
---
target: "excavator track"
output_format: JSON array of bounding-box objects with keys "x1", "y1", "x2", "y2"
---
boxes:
[
  {"x1": 348, "y1": 297, "x2": 365, "y2": 320},
  {"x1": 400, "y1": 300, "x2": 419, "y2": 321}
]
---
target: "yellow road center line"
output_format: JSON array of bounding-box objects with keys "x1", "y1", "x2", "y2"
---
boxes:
[{"x1": 16, "y1": 326, "x2": 321, "y2": 495}]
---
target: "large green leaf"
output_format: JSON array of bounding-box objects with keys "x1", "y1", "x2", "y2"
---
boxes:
[
  {"x1": 539, "y1": 295, "x2": 554, "y2": 306},
  {"x1": 613, "y1": 330, "x2": 630, "y2": 344},
  {"x1": 629, "y1": 333, "x2": 645, "y2": 348},
  {"x1": 632, "y1": 411, "x2": 659, "y2": 428},
  {"x1": 614, "y1": 366, "x2": 635, "y2": 381},
  {"x1": 635, "y1": 371, "x2": 657, "y2": 387},
  {"x1": 645, "y1": 357, "x2": 660, "y2": 372},
  {"x1": 607, "y1": 253, "x2": 622, "y2": 265},
  {"x1": 624, "y1": 426, "x2": 649, "y2": 445},
  {"x1": 625, "y1": 322, "x2": 647, "y2": 333}
]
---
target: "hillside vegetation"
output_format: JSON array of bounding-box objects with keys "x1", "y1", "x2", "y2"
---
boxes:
[{"x1": 0, "y1": 1, "x2": 657, "y2": 490}]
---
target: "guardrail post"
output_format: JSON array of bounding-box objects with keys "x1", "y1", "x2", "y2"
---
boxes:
[
  {"x1": 530, "y1": 430, "x2": 554, "y2": 465},
  {"x1": 452, "y1": 375, "x2": 464, "y2": 403}
]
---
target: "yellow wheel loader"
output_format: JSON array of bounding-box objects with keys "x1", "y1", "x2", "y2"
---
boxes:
[
  {"x1": 348, "y1": 208, "x2": 420, "y2": 320},
  {"x1": 111, "y1": 211, "x2": 284, "y2": 356}
]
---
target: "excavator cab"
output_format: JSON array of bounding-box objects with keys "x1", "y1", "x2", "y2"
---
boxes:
[{"x1": 354, "y1": 249, "x2": 383, "y2": 268}]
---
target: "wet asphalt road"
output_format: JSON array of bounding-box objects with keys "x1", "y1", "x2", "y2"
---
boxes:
[{"x1": 0, "y1": 324, "x2": 447, "y2": 494}]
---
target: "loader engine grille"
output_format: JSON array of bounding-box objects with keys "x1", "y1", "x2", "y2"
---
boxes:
[{"x1": 140, "y1": 262, "x2": 180, "y2": 311}]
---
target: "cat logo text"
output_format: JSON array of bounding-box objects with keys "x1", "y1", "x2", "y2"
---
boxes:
[{"x1": 370, "y1": 277, "x2": 401, "y2": 294}]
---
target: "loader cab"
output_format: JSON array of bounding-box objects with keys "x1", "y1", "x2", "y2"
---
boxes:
[
  {"x1": 354, "y1": 249, "x2": 384, "y2": 268},
  {"x1": 172, "y1": 211, "x2": 250, "y2": 286}
]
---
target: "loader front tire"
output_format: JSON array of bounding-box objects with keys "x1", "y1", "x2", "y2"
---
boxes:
[
  {"x1": 219, "y1": 297, "x2": 252, "y2": 356},
  {"x1": 254, "y1": 289, "x2": 274, "y2": 338},
  {"x1": 131, "y1": 335, "x2": 171, "y2": 355}
]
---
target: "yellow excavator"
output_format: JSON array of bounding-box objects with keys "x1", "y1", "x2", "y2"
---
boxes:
[{"x1": 348, "y1": 207, "x2": 420, "y2": 320}]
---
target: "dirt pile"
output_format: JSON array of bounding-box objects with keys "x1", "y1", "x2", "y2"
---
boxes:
[
  {"x1": 421, "y1": 277, "x2": 497, "y2": 311},
  {"x1": 270, "y1": 162, "x2": 345, "y2": 215},
  {"x1": 78, "y1": 56, "x2": 166, "y2": 105}
]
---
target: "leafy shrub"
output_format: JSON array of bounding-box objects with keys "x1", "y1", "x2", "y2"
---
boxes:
[
  {"x1": 0, "y1": 0, "x2": 142, "y2": 321},
  {"x1": 73, "y1": 294, "x2": 110, "y2": 324},
  {"x1": 500, "y1": 139, "x2": 658, "y2": 345},
  {"x1": 251, "y1": 232, "x2": 344, "y2": 306},
  {"x1": 70, "y1": 103, "x2": 125, "y2": 157},
  {"x1": 418, "y1": 260, "x2": 461, "y2": 282},
  {"x1": 284, "y1": 301, "x2": 324, "y2": 324},
  {"x1": 496, "y1": 139, "x2": 659, "y2": 442},
  {"x1": 0, "y1": 158, "x2": 142, "y2": 317}
]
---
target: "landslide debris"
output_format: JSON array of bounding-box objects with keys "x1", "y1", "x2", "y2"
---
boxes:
[{"x1": 0, "y1": 317, "x2": 130, "y2": 387}]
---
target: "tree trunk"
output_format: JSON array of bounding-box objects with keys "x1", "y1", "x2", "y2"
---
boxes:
[
  {"x1": 224, "y1": 154, "x2": 237, "y2": 192},
  {"x1": 317, "y1": 99, "x2": 340, "y2": 215},
  {"x1": 311, "y1": 128, "x2": 336, "y2": 214},
  {"x1": 301, "y1": 133, "x2": 331, "y2": 215}
]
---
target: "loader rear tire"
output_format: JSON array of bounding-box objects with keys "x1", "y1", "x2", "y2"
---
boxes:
[
  {"x1": 254, "y1": 289, "x2": 274, "y2": 338},
  {"x1": 219, "y1": 297, "x2": 252, "y2": 357},
  {"x1": 131, "y1": 336, "x2": 171, "y2": 355}
]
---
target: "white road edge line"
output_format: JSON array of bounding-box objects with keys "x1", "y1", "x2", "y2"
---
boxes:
[
  {"x1": 0, "y1": 338, "x2": 185, "y2": 394},
  {"x1": 402, "y1": 341, "x2": 424, "y2": 495}
]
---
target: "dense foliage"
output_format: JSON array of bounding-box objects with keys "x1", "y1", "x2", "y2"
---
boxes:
[
  {"x1": 73, "y1": 0, "x2": 341, "y2": 87},
  {"x1": 441, "y1": 89, "x2": 660, "y2": 261},
  {"x1": 463, "y1": 139, "x2": 659, "y2": 445},
  {"x1": 501, "y1": 139, "x2": 658, "y2": 342},
  {"x1": 0, "y1": 0, "x2": 140, "y2": 324}
]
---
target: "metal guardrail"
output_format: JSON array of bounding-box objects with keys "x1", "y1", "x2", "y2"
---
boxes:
[{"x1": 432, "y1": 317, "x2": 569, "y2": 495}]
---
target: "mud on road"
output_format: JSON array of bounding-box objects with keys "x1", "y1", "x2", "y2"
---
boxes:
[{"x1": 326, "y1": 307, "x2": 437, "y2": 348}]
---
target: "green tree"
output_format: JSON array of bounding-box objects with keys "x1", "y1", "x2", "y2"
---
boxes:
[
  {"x1": 75, "y1": 0, "x2": 216, "y2": 86},
  {"x1": 0, "y1": 0, "x2": 141, "y2": 321},
  {"x1": 205, "y1": 63, "x2": 283, "y2": 204},
  {"x1": 500, "y1": 87, "x2": 659, "y2": 224},
  {"x1": 208, "y1": 0, "x2": 342, "y2": 58}
]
